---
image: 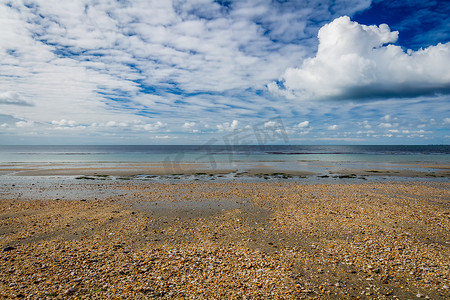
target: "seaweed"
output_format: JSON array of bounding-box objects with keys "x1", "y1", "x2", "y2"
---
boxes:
[
  {"x1": 337, "y1": 174, "x2": 357, "y2": 179},
  {"x1": 75, "y1": 176, "x2": 96, "y2": 180}
]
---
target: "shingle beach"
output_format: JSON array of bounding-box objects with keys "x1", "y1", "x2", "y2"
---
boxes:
[{"x1": 1, "y1": 179, "x2": 449, "y2": 299}]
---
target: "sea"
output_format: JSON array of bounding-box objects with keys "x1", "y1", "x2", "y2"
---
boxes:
[{"x1": 0, "y1": 145, "x2": 448, "y2": 165}]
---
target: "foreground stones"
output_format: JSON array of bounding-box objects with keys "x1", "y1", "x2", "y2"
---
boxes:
[{"x1": 0, "y1": 181, "x2": 449, "y2": 299}]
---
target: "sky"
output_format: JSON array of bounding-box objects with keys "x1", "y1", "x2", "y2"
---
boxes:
[{"x1": 0, "y1": 0, "x2": 449, "y2": 145}]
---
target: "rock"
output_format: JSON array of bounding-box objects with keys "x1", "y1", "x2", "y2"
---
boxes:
[
  {"x1": 416, "y1": 293, "x2": 423, "y2": 298},
  {"x1": 3, "y1": 246, "x2": 15, "y2": 252}
]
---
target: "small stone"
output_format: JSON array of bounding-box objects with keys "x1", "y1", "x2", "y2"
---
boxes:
[
  {"x1": 3, "y1": 246, "x2": 15, "y2": 252},
  {"x1": 65, "y1": 288, "x2": 77, "y2": 295},
  {"x1": 416, "y1": 293, "x2": 423, "y2": 298}
]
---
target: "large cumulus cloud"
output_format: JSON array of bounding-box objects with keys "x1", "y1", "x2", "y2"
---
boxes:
[{"x1": 269, "y1": 16, "x2": 450, "y2": 100}]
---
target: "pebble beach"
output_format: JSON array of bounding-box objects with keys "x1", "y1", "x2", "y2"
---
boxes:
[{"x1": 0, "y1": 177, "x2": 449, "y2": 299}]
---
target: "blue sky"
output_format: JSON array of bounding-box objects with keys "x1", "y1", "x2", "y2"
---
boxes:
[{"x1": 0, "y1": 0, "x2": 449, "y2": 145}]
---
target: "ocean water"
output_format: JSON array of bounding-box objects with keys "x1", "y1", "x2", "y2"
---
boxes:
[{"x1": 0, "y1": 145, "x2": 448, "y2": 165}]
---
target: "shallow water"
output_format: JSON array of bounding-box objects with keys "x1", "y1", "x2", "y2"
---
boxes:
[{"x1": 0, "y1": 145, "x2": 448, "y2": 164}]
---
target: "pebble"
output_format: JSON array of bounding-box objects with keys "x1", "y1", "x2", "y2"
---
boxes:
[
  {"x1": 65, "y1": 288, "x2": 77, "y2": 295},
  {"x1": 0, "y1": 181, "x2": 448, "y2": 299}
]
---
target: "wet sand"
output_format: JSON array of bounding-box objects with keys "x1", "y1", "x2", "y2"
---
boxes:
[
  {"x1": 1, "y1": 161, "x2": 449, "y2": 180},
  {"x1": 0, "y1": 179, "x2": 449, "y2": 299}
]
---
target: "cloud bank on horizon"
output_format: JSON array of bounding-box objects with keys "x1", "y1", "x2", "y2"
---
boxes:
[{"x1": 0, "y1": 0, "x2": 449, "y2": 144}]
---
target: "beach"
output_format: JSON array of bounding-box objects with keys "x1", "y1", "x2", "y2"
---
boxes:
[{"x1": 0, "y1": 167, "x2": 449, "y2": 299}]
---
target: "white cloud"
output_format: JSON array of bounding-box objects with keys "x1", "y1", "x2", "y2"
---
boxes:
[
  {"x1": 271, "y1": 16, "x2": 450, "y2": 101},
  {"x1": 52, "y1": 119, "x2": 77, "y2": 126},
  {"x1": 137, "y1": 121, "x2": 166, "y2": 132},
  {"x1": 357, "y1": 130, "x2": 375, "y2": 135},
  {"x1": 0, "y1": 91, "x2": 33, "y2": 106},
  {"x1": 378, "y1": 123, "x2": 392, "y2": 128},
  {"x1": 263, "y1": 120, "x2": 287, "y2": 137},
  {"x1": 217, "y1": 120, "x2": 239, "y2": 132},
  {"x1": 15, "y1": 121, "x2": 34, "y2": 128},
  {"x1": 444, "y1": 118, "x2": 450, "y2": 125},
  {"x1": 317, "y1": 137, "x2": 365, "y2": 141},
  {"x1": 381, "y1": 115, "x2": 392, "y2": 122},
  {"x1": 295, "y1": 121, "x2": 309, "y2": 128},
  {"x1": 183, "y1": 122, "x2": 196, "y2": 129},
  {"x1": 264, "y1": 120, "x2": 282, "y2": 128},
  {"x1": 106, "y1": 121, "x2": 117, "y2": 127},
  {"x1": 328, "y1": 124, "x2": 338, "y2": 130}
]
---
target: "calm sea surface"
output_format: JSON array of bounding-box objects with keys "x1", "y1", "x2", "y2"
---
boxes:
[{"x1": 0, "y1": 145, "x2": 448, "y2": 164}]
